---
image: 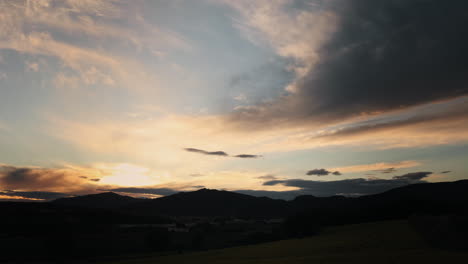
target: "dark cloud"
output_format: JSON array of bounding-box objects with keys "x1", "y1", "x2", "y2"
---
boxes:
[
  {"x1": 256, "y1": 174, "x2": 278, "y2": 180},
  {"x1": 0, "y1": 190, "x2": 69, "y2": 201},
  {"x1": 230, "y1": 0, "x2": 468, "y2": 127},
  {"x1": 375, "y1": 168, "x2": 397, "y2": 174},
  {"x1": 104, "y1": 187, "x2": 178, "y2": 196},
  {"x1": 0, "y1": 165, "x2": 89, "y2": 192},
  {"x1": 283, "y1": 100, "x2": 468, "y2": 145},
  {"x1": 306, "y1": 168, "x2": 330, "y2": 176},
  {"x1": 184, "y1": 148, "x2": 228, "y2": 156},
  {"x1": 0, "y1": 165, "x2": 99, "y2": 195},
  {"x1": 234, "y1": 154, "x2": 262, "y2": 158},
  {"x1": 299, "y1": 0, "x2": 468, "y2": 117},
  {"x1": 392, "y1": 171, "x2": 432, "y2": 181},
  {"x1": 184, "y1": 148, "x2": 261, "y2": 159},
  {"x1": 263, "y1": 180, "x2": 287, "y2": 186},
  {"x1": 441, "y1": 171, "x2": 451, "y2": 174},
  {"x1": 263, "y1": 171, "x2": 432, "y2": 197},
  {"x1": 306, "y1": 169, "x2": 342, "y2": 176}
]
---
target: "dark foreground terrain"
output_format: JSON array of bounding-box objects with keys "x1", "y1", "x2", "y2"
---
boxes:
[
  {"x1": 103, "y1": 220, "x2": 468, "y2": 264},
  {"x1": 0, "y1": 181, "x2": 467, "y2": 262}
]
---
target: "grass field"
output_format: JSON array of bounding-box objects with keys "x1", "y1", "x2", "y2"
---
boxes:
[{"x1": 105, "y1": 220, "x2": 468, "y2": 264}]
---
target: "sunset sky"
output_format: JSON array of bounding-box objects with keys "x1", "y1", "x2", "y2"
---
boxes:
[{"x1": 1, "y1": 0, "x2": 467, "y2": 201}]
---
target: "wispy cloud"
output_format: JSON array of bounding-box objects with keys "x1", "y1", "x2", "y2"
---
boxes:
[
  {"x1": 0, "y1": 0, "x2": 190, "y2": 96},
  {"x1": 222, "y1": 0, "x2": 337, "y2": 85},
  {"x1": 375, "y1": 168, "x2": 398, "y2": 174},
  {"x1": 256, "y1": 174, "x2": 278, "y2": 180},
  {"x1": 233, "y1": 154, "x2": 262, "y2": 159},
  {"x1": 0, "y1": 190, "x2": 68, "y2": 201},
  {"x1": 306, "y1": 168, "x2": 341, "y2": 176},
  {"x1": 332, "y1": 161, "x2": 421, "y2": 174},
  {"x1": 184, "y1": 148, "x2": 228, "y2": 156},
  {"x1": 263, "y1": 171, "x2": 434, "y2": 196},
  {"x1": 184, "y1": 148, "x2": 261, "y2": 158},
  {"x1": 102, "y1": 187, "x2": 178, "y2": 197}
]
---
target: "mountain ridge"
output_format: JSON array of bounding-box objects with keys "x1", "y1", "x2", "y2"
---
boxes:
[{"x1": 48, "y1": 180, "x2": 468, "y2": 219}]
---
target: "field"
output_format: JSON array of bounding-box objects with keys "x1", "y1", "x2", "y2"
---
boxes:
[{"x1": 104, "y1": 220, "x2": 468, "y2": 264}]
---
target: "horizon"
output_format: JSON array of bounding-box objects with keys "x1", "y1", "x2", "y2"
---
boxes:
[
  {"x1": 1, "y1": 0, "x2": 468, "y2": 202},
  {"x1": 4, "y1": 177, "x2": 468, "y2": 203}
]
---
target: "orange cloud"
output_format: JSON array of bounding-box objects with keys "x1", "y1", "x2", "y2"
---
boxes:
[{"x1": 332, "y1": 160, "x2": 421, "y2": 173}]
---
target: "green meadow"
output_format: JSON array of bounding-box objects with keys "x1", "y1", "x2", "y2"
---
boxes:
[{"x1": 105, "y1": 220, "x2": 468, "y2": 264}]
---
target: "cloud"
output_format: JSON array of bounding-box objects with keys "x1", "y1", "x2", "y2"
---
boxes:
[
  {"x1": 0, "y1": 0, "x2": 190, "y2": 103},
  {"x1": 184, "y1": 148, "x2": 261, "y2": 158},
  {"x1": 0, "y1": 190, "x2": 68, "y2": 201},
  {"x1": 184, "y1": 148, "x2": 228, "y2": 156},
  {"x1": 441, "y1": 171, "x2": 451, "y2": 174},
  {"x1": 392, "y1": 172, "x2": 432, "y2": 182},
  {"x1": 0, "y1": 163, "x2": 167, "y2": 195},
  {"x1": 25, "y1": 61, "x2": 39, "y2": 72},
  {"x1": 306, "y1": 168, "x2": 341, "y2": 176},
  {"x1": 333, "y1": 161, "x2": 420, "y2": 173},
  {"x1": 376, "y1": 168, "x2": 397, "y2": 174},
  {"x1": 302, "y1": 0, "x2": 468, "y2": 116},
  {"x1": 234, "y1": 154, "x2": 262, "y2": 159},
  {"x1": 0, "y1": 0, "x2": 188, "y2": 52},
  {"x1": 234, "y1": 93, "x2": 247, "y2": 102},
  {"x1": 0, "y1": 164, "x2": 99, "y2": 193},
  {"x1": 263, "y1": 171, "x2": 433, "y2": 196},
  {"x1": 250, "y1": 98, "x2": 468, "y2": 152},
  {"x1": 223, "y1": 0, "x2": 337, "y2": 83},
  {"x1": 256, "y1": 174, "x2": 278, "y2": 181},
  {"x1": 228, "y1": 0, "x2": 468, "y2": 128},
  {"x1": 103, "y1": 187, "x2": 178, "y2": 196},
  {"x1": 306, "y1": 168, "x2": 330, "y2": 176}
]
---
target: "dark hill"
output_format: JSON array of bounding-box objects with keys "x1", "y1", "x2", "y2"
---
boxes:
[
  {"x1": 129, "y1": 188, "x2": 289, "y2": 217},
  {"x1": 52, "y1": 192, "x2": 143, "y2": 209},
  {"x1": 49, "y1": 180, "x2": 468, "y2": 220},
  {"x1": 290, "y1": 180, "x2": 468, "y2": 226}
]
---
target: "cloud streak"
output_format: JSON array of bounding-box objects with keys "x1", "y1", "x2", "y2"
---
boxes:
[
  {"x1": 233, "y1": 154, "x2": 262, "y2": 159},
  {"x1": 103, "y1": 187, "x2": 178, "y2": 197},
  {"x1": 184, "y1": 148, "x2": 261, "y2": 158},
  {"x1": 184, "y1": 148, "x2": 228, "y2": 156},
  {"x1": 263, "y1": 171, "x2": 433, "y2": 196},
  {"x1": 306, "y1": 168, "x2": 341, "y2": 176},
  {"x1": 332, "y1": 161, "x2": 421, "y2": 173},
  {"x1": 0, "y1": 190, "x2": 68, "y2": 201}
]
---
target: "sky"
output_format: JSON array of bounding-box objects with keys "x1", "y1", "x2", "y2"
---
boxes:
[{"x1": 1, "y1": 0, "x2": 468, "y2": 201}]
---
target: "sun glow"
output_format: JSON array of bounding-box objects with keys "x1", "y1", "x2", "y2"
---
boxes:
[{"x1": 98, "y1": 163, "x2": 159, "y2": 186}]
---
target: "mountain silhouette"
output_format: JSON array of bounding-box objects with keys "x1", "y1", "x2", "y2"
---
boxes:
[
  {"x1": 50, "y1": 181, "x2": 468, "y2": 220},
  {"x1": 128, "y1": 188, "x2": 289, "y2": 217},
  {"x1": 53, "y1": 192, "x2": 143, "y2": 209}
]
